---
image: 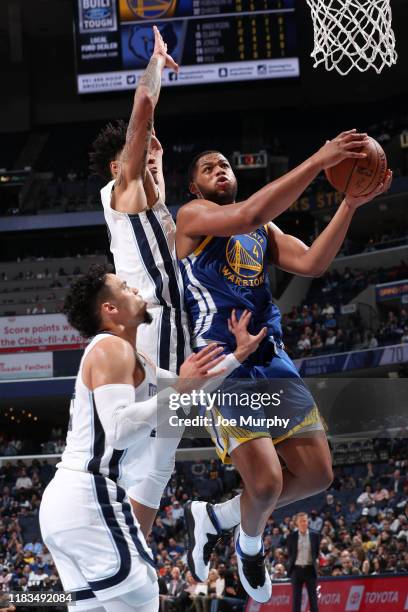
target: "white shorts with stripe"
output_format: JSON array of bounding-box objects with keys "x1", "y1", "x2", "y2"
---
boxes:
[{"x1": 39, "y1": 468, "x2": 158, "y2": 609}]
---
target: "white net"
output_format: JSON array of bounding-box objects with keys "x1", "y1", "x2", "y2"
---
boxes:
[{"x1": 306, "y1": 0, "x2": 398, "y2": 75}]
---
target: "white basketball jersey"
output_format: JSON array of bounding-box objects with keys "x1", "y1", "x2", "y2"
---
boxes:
[
  {"x1": 100, "y1": 180, "x2": 190, "y2": 372},
  {"x1": 58, "y1": 333, "x2": 158, "y2": 487},
  {"x1": 101, "y1": 180, "x2": 184, "y2": 309}
]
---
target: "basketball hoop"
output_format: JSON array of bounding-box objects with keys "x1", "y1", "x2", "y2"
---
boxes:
[{"x1": 306, "y1": 0, "x2": 398, "y2": 75}]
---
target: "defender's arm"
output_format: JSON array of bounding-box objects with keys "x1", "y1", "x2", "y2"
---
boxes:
[{"x1": 114, "y1": 27, "x2": 177, "y2": 213}]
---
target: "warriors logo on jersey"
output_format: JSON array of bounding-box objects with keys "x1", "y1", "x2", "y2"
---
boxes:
[
  {"x1": 223, "y1": 231, "x2": 266, "y2": 287},
  {"x1": 180, "y1": 225, "x2": 282, "y2": 351}
]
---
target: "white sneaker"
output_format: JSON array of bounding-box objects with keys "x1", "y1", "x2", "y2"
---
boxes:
[
  {"x1": 184, "y1": 501, "x2": 223, "y2": 582},
  {"x1": 234, "y1": 525, "x2": 272, "y2": 603}
]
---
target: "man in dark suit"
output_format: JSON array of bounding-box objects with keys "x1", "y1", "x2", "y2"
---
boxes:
[
  {"x1": 160, "y1": 567, "x2": 186, "y2": 611},
  {"x1": 286, "y1": 512, "x2": 320, "y2": 612}
]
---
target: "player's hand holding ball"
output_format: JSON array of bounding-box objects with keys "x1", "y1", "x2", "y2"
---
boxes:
[
  {"x1": 321, "y1": 131, "x2": 392, "y2": 208},
  {"x1": 152, "y1": 25, "x2": 179, "y2": 73},
  {"x1": 314, "y1": 129, "x2": 369, "y2": 170},
  {"x1": 344, "y1": 168, "x2": 392, "y2": 210}
]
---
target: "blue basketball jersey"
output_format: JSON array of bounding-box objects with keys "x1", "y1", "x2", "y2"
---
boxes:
[{"x1": 179, "y1": 225, "x2": 283, "y2": 351}]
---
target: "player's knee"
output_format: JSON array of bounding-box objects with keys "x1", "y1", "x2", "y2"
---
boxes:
[
  {"x1": 307, "y1": 459, "x2": 333, "y2": 494},
  {"x1": 319, "y1": 461, "x2": 334, "y2": 491},
  {"x1": 248, "y1": 468, "x2": 283, "y2": 506}
]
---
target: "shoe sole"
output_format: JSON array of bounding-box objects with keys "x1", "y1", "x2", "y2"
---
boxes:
[{"x1": 184, "y1": 501, "x2": 203, "y2": 583}]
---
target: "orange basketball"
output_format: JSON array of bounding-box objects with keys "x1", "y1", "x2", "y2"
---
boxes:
[{"x1": 325, "y1": 136, "x2": 387, "y2": 197}]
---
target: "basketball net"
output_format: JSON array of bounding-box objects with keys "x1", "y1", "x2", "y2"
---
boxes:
[{"x1": 306, "y1": 0, "x2": 397, "y2": 75}]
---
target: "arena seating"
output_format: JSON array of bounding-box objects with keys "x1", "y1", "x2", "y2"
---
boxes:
[
  {"x1": 0, "y1": 438, "x2": 407, "y2": 610},
  {"x1": 283, "y1": 262, "x2": 408, "y2": 358},
  {"x1": 0, "y1": 255, "x2": 107, "y2": 316}
]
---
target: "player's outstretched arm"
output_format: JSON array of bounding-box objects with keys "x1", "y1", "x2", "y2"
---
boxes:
[
  {"x1": 177, "y1": 130, "x2": 369, "y2": 239},
  {"x1": 87, "y1": 336, "x2": 227, "y2": 449},
  {"x1": 115, "y1": 27, "x2": 177, "y2": 197},
  {"x1": 267, "y1": 169, "x2": 393, "y2": 277}
]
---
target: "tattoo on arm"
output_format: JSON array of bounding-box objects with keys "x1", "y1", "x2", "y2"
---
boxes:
[
  {"x1": 121, "y1": 56, "x2": 162, "y2": 176},
  {"x1": 138, "y1": 57, "x2": 162, "y2": 104}
]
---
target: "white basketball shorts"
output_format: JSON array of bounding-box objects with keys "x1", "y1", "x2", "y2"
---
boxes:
[{"x1": 39, "y1": 468, "x2": 158, "y2": 610}]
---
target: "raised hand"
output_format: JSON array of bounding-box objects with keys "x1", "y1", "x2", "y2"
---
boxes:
[
  {"x1": 152, "y1": 25, "x2": 179, "y2": 72},
  {"x1": 228, "y1": 309, "x2": 268, "y2": 362},
  {"x1": 177, "y1": 344, "x2": 226, "y2": 392},
  {"x1": 314, "y1": 129, "x2": 369, "y2": 170},
  {"x1": 345, "y1": 169, "x2": 393, "y2": 210}
]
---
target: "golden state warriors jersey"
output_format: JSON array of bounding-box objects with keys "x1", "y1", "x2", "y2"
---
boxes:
[{"x1": 179, "y1": 226, "x2": 283, "y2": 351}]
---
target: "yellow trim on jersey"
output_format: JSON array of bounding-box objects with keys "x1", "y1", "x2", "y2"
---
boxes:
[{"x1": 193, "y1": 235, "x2": 213, "y2": 257}]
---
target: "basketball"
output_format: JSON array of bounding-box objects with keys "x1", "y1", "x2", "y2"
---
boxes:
[{"x1": 325, "y1": 136, "x2": 388, "y2": 197}]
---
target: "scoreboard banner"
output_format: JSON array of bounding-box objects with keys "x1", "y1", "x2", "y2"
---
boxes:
[
  {"x1": 0, "y1": 314, "x2": 87, "y2": 354},
  {"x1": 74, "y1": 0, "x2": 299, "y2": 93},
  {"x1": 246, "y1": 574, "x2": 408, "y2": 611}
]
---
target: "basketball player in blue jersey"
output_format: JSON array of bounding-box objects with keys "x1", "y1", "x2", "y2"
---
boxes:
[
  {"x1": 40, "y1": 264, "x2": 266, "y2": 611},
  {"x1": 177, "y1": 146, "x2": 392, "y2": 602}
]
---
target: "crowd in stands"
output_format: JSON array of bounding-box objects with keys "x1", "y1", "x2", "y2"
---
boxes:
[
  {"x1": 283, "y1": 302, "x2": 408, "y2": 359},
  {"x1": 338, "y1": 229, "x2": 408, "y2": 256},
  {"x1": 2, "y1": 256, "x2": 407, "y2": 355},
  {"x1": 1, "y1": 437, "x2": 407, "y2": 610},
  {"x1": 307, "y1": 261, "x2": 408, "y2": 308},
  {"x1": 0, "y1": 428, "x2": 66, "y2": 459},
  {"x1": 0, "y1": 253, "x2": 107, "y2": 316},
  {"x1": 282, "y1": 261, "x2": 408, "y2": 358}
]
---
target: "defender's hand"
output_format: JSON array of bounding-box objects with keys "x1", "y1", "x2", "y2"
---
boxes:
[
  {"x1": 229, "y1": 309, "x2": 267, "y2": 363},
  {"x1": 152, "y1": 25, "x2": 179, "y2": 72},
  {"x1": 177, "y1": 344, "x2": 226, "y2": 393},
  {"x1": 314, "y1": 129, "x2": 369, "y2": 170},
  {"x1": 345, "y1": 169, "x2": 393, "y2": 210}
]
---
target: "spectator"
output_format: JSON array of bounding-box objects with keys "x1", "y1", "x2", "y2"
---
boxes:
[
  {"x1": 167, "y1": 537, "x2": 185, "y2": 560},
  {"x1": 373, "y1": 482, "x2": 390, "y2": 503},
  {"x1": 321, "y1": 302, "x2": 335, "y2": 316},
  {"x1": 357, "y1": 485, "x2": 375, "y2": 506},
  {"x1": 287, "y1": 513, "x2": 320, "y2": 612},
  {"x1": 346, "y1": 502, "x2": 361, "y2": 524},
  {"x1": 161, "y1": 567, "x2": 186, "y2": 611},
  {"x1": 325, "y1": 329, "x2": 337, "y2": 348},
  {"x1": 28, "y1": 566, "x2": 48, "y2": 588},
  {"x1": 271, "y1": 563, "x2": 287, "y2": 580},
  {"x1": 309, "y1": 510, "x2": 323, "y2": 532},
  {"x1": 365, "y1": 332, "x2": 379, "y2": 349},
  {"x1": 14, "y1": 469, "x2": 32, "y2": 491}
]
